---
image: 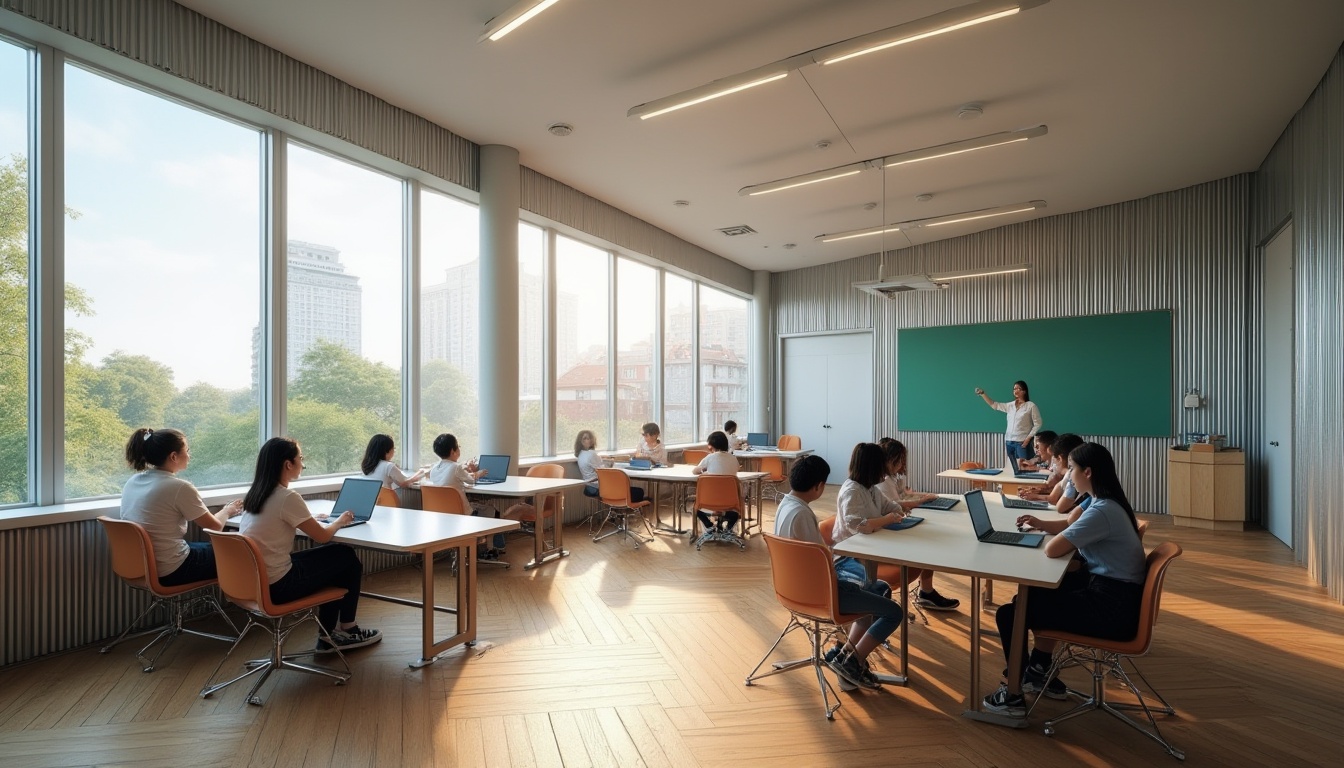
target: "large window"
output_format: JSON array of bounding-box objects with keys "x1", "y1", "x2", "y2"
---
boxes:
[
  {"x1": 698, "y1": 285, "x2": 750, "y2": 438},
  {"x1": 518, "y1": 222, "x2": 545, "y2": 457},
  {"x1": 63, "y1": 64, "x2": 262, "y2": 497},
  {"x1": 662, "y1": 274, "x2": 694, "y2": 445},
  {"x1": 419, "y1": 189, "x2": 479, "y2": 463},
  {"x1": 286, "y1": 143, "x2": 402, "y2": 476},
  {"x1": 0, "y1": 39, "x2": 30, "y2": 504},
  {"x1": 554, "y1": 234, "x2": 609, "y2": 449},
  {"x1": 615, "y1": 258, "x2": 655, "y2": 449}
]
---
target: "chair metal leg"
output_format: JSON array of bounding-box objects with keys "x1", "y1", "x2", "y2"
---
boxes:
[
  {"x1": 200, "y1": 609, "x2": 350, "y2": 706},
  {"x1": 744, "y1": 615, "x2": 844, "y2": 721},
  {"x1": 101, "y1": 598, "x2": 167, "y2": 654}
]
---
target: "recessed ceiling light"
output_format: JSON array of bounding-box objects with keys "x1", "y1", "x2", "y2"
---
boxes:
[
  {"x1": 783, "y1": 243, "x2": 797, "y2": 249},
  {"x1": 916, "y1": 193, "x2": 934, "y2": 202},
  {"x1": 862, "y1": 202, "x2": 878, "y2": 211},
  {"x1": 547, "y1": 122, "x2": 574, "y2": 137},
  {"x1": 814, "y1": 140, "x2": 832, "y2": 150},
  {"x1": 957, "y1": 103, "x2": 984, "y2": 120},
  {"x1": 673, "y1": 200, "x2": 691, "y2": 207}
]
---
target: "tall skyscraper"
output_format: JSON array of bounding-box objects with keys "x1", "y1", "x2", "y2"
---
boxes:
[{"x1": 285, "y1": 240, "x2": 362, "y2": 378}]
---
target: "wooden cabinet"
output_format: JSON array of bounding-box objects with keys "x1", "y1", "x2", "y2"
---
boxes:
[{"x1": 1168, "y1": 448, "x2": 1245, "y2": 530}]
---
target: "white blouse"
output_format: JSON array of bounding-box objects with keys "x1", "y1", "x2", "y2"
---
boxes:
[{"x1": 992, "y1": 400, "x2": 1043, "y2": 442}]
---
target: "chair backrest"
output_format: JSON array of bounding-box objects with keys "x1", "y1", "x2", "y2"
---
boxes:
[
  {"x1": 959, "y1": 461, "x2": 985, "y2": 470},
  {"x1": 527, "y1": 463, "x2": 565, "y2": 515},
  {"x1": 695, "y1": 474, "x2": 742, "y2": 512},
  {"x1": 817, "y1": 515, "x2": 837, "y2": 547},
  {"x1": 596, "y1": 468, "x2": 634, "y2": 506},
  {"x1": 682, "y1": 449, "x2": 709, "y2": 466},
  {"x1": 98, "y1": 516, "x2": 158, "y2": 585},
  {"x1": 759, "y1": 456, "x2": 785, "y2": 481},
  {"x1": 421, "y1": 484, "x2": 468, "y2": 514},
  {"x1": 778, "y1": 435, "x2": 802, "y2": 451},
  {"x1": 204, "y1": 529, "x2": 272, "y2": 612},
  {"x1": 377, "y1": 487, "x2": 400, "y2": 507},
  {"x1": 763, "y1": 533, "x2": 841, "y2": 623},
  {"x1": 1128, "y1": 541, "x2": 1182, "y2": 654}
]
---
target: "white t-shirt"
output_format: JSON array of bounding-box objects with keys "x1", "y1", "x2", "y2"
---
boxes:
[
  {"x1": 877, "y1": 474, "x2": 920, "y2": 503},
  {"x1": 428, "y1": 458, "x2": 472, "y2": 492},
  {"x1": 365, "y1": 459, "x2": 412, "y2": 489},
  {"x1": 992, "y1": 400, "x2": 1043, "y2": 442},
  {"x1": 774, "y1": 494, "x2": 823, "y2": 546},
  {"x1": 238, "y1": 486, "x2": 312, "y2": 584},
  {"x1": 633, "y1": 439, "x2": 668, "y2": 466},
  {"x1": 576, "y1": 449, "x2": 603, "y2": 484},
  {"x1": 695, "y1": 452, "x2": 740, "y2": 475},
  {"x1": 120, "y1": 469, "x2": 212, "y2": 577},
  {"x1": 832, "y1": 479, "x2": 901, "y2": 546}
]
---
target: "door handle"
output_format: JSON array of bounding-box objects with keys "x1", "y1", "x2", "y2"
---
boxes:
[
  {"x1": 1269, "y1": 441, "x2": 1280, "y2": 447},
  {"x1": 823, "y1": 424, "x2": 831, "y2": 428}
]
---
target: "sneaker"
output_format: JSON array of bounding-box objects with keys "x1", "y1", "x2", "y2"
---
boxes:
[
  {"x1": 1023, "y1": 665, "x2": 1069, "y2": 700},
  {"x1": 316, "y1": 625, "x2": 383, "y2": 653},
  {"x1": 915, "y1": 588, "x2": 961, "y2": 612},
  {"x1": 823, "y1": 645, "x2": 857, "y2": 692},
  {"x1": 982, "y1": 683, "x2": 1027, "y2": 717},
  {"x1": 826, "y1": 652, "x2": 880, "y2": 691},
  {"x1": 856, "y1": 659, "x2": 884, "y2": 689}
]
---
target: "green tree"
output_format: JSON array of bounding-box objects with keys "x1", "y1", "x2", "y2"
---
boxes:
[
  {"x1": 290, "y1": 339, "x2": 401, "y2": 423},
  {"x1": 287, "y1": 398, "x2": 389, "y2": 475},
  {"x1": 189, "y1": 408, "x2": 262, "y2": 487},
  {"x1": 88, "y1": 351, "x2": 177, "y2": 428},
  {"x1": 165, "y1": 382, "x2": 230, "y2": 434}
]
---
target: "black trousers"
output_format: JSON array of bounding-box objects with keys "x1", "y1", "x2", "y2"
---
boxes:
[
  {"x1": 996, "y1": 566, "x2": 1143, "y2": 669},
  {"x1": 269, "y1": 544, "x2": 363, "y2": 631}
]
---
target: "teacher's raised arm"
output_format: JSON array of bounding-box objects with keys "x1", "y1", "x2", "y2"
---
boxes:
[{"x1": 976, "y1": 381, "x2": 1042, "y2": 467}]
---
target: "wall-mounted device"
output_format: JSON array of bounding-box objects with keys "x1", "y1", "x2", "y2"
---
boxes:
[{"x1": 1183, "y1": 388, "x2": 1204, "y2": 409}]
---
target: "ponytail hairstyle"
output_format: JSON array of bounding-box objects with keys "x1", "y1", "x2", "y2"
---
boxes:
[
  {"x1": 847, "y1": 442, "x2": 887, "y2": 488},
  {"x1": 879, "y1": 437, "x2": 908, "y2": 476},
  {"x1": 244, "y1": 437, "x2": 300, "y2": 514},
  {"x1": 361, "y1": 433, "x2": 395, "y2": 476},
  {"x1": 1068, "y1": 442, "x2": 1138, "y2": 531},
  {"x1": 124, "y1": 427, "x2": 186, "y2": 471},
  {"x1": 1015, "y1": 380, "x2": 1031, "y2": 402}
]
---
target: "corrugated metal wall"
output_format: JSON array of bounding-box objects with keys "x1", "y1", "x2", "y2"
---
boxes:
[
  {"x1": 1250, "y1": 47, "x2": 1344, "y2": 600},
  {"x1": 775, "y1": 177, "x2": 1251, "y2": 516}
]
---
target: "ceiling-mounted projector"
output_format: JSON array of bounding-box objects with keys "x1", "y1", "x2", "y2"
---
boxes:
[{"x1": 853, "y1": 263, "x2": 1030, "y2": 299}]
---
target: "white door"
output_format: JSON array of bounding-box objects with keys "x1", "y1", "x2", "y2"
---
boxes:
[
  {"x1": 782, "y1": 333, "x2": 873, "y2": 484},
  {"x1": 1263, "y1": 224, "x2": 1294, "y2": 547}
]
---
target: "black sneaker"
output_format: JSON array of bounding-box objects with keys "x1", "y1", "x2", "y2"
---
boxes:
[
  {"x1": 856, "y1": 659, "x2": 884, "y2": 689},
  {"x1": 916, "y1": 588, "x2": 961, "y2": 612},
  {"x1": 823, "y1": 645, "x2": 857, "y2": 692},
  {"x1": 827, "y1": 652, "x2": 880, "y2": 691},
  {"x1": 983, "y1": 683, "x2": 1027, "y2": 717},
  {"x1": 316, "y1": 625, "x2": 383, "y2": 653},
  {"x1": 1023, "y1": 665, "x2": 1069, "y2": 700}
]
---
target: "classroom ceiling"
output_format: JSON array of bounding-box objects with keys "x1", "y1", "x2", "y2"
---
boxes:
[{"x1": 173, "y1": 0, "x2": 1344, "y2": 273}]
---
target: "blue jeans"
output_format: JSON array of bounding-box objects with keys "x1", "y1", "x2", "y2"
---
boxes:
[
  {"x1": 833, "y1": 557, "x2": 902, "y2": 644},
  {"x1": 159, "y1": 541, "x2": 217, "y2": 586},
  {"x1": 1005, "y1": 439, "x2": 1034, "y2": 466}
]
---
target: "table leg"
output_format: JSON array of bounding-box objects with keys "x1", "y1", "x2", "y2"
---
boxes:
[
  {"x1": 405, "y1": 542, "x2": 477, "y2": 669},
  {"x1": 961, "y1": 577, "x2": 1029, "y2": 728},
  {"x1": 524, "y1": 491, "x2": 570, "y2": 570},
  {"x1": 653, "y1": 480, "x2": 687, "y2": 535}
]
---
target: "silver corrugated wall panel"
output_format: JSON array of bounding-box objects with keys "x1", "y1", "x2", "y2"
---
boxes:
[
  {"x1": 775, "y1": 177, "x2": 1251, "y2": 517},
  {"x1": 1250, "y1": 46, "x2": 1344, "y2": 600}
]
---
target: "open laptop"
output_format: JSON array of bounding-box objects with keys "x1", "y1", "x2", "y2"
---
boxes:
[
  {"x1": 746, "y1": 432, "x2": 770, "y2": 448},
  {"x1": 1013, "y1": 464, "x2": 1050, "y2": 480},
  {"x1": 965, "y1": 489, "x2": 1044, "y2": 547},
  {"x1": 1001, "y1": 491, "x2": 1050, "y2": 511},
  {"x1": 472, "y1": 454, "x2": 511, "y2": 485},
  {"x1": 627, "y1": 458, "x2": 653, "y2": 470},
  {"x1": 326, "y1": 477, "x2": 383, "y2": 527},
  {"x1": 916, "y1": 496, "x2": 960, "y2": 510}
]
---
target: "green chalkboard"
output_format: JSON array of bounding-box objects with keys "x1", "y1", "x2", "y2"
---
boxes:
[{"x1": 896, "y1": 311, "x2": 1173, "y2": 437}]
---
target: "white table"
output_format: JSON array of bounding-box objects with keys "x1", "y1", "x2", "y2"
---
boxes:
[
  {"x1": 733, "y1": 448, "x2": 813, "y2": 481},
  {"x1": 304, "y1": 500, "x2": 517, "y2": 668},
  {"x1": 831, "y1": 494, "x2": 1069, "y2": 728},
  {"x1": 462, "y1": 476, "x2": 586, "y2": 570},
  {"x1": 615, "y1": 464, "x2": 768, "y2": 537}
]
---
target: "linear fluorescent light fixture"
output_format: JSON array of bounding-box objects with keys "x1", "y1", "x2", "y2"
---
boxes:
[
  {"x1": 480, "y1": 0, "x2": 567, "y2": 43},
  {"x1": 629, "y1": 0, "x2": 1048, "y2": 119},
  {"x1": 816, "y1": 200, "x2": 1046, "y2": 243},
  {"x1": 739, "y1": 125, "x2": 1047, "y2": 196},
  {"x1": 853, "y1": 263, "x2": 1031, "y2": 298}
]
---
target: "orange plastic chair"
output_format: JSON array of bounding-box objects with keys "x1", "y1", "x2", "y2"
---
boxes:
[
  {"x1": 758, "y1": 456, "x2": 786, "y2": 502},
  {"x1": 593, "y1": 468, "x2": 654, "y2": 547},
  {"x1": 682, "y1": 449, "x2": 710, "y2": 466},
  {"x1": 778, "y1": 435, "x2": 802, "y2": 451},
  {"x1": 959, "y1": 461, "x2": 990, "y2": 491},
  {"x1": 503, "y1": 464, "x2": 566, "y2": 542},
  {"x1": 97, "y1": 516, "x2": 238, "y2": 672},
  {"x1": 198, "y1": 530, "x2": 351, "y2": 705},
  {"x1": 693, "y1": 474, "x2": 746, "y2": 551},
  {"x1": 745, "y1": 533, "x2": 869, "y2": 720},
  {"x1": 1029, "y1": 542, "x2": 1185, "y2": 760},
  {"x1": 817, "y1": 515, "x2": 921, "y2": 589},
  {"x1": 421, "y1": 484, "x2": 508, "y2": 569},
  {"x1": 376, "y1": 487, "x2": 400, "y2": 507}
]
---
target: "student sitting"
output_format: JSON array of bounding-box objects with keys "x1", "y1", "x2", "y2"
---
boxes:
[
  {"x1": 574, "y1": 429, "x2": 605, "y2": 498},
  {"x1": 1023, "y1": 433, "x2": 1086, "y2": 514},
  {"x1": 876, "y1": 438, "x2": 960, "y2": 612},
  {"x1": 1018, "y1": 430, "x2": 1058, "y2": 471},
  {"x1": 361, "y1": 433, "x2": 425, "y2": 489},
  {"x1": 723, "y1": 420, "x2": 747, "y2": 453},
  {"x1": 632, "y1": 422, "x2": 668, "y2": 466},
  {"x1": 239, "y1": 437, "x2": 381, "y2": 652},
  {"x1": 119, "y1": 427, "x2": 243, "y2": 586},
  {"x1": 693, "y1": 430, "x2": 741, "y2": 535},
  {"x1": 983, "y1": 442, "x2": 1147, "y2": 716},
  {"x1": 425, "y1": 433, "x2": 508, "y2": 555}
]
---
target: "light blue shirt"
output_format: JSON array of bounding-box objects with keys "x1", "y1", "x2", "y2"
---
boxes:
[{"x1": 1060, "y1": 498, "x2": 1146, "y2": 583}]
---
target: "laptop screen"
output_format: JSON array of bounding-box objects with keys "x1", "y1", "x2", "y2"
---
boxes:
[
  {"x1": 333, "y1": 477, "x2": 383, "y2": 521},
  {"x1": 476, "y1": 454, "x2": 511, "y2": 482},
  {"x1": 746, "y1": 432, "x2": 769, "y2": 447},
  {"x1": 964, "y1": 490, "x2": 994, "y2": 539}
]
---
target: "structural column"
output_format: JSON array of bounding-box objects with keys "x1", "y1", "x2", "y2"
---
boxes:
[
  {"x1": 751, "y1": 269, "x2": 771, "y2": 434},
  {"x1": 478, "y1": 145, "x2": 520, "y2": 461}
]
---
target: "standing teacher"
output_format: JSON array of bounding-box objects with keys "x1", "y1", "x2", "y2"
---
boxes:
[{"x1": 975, "y1": 381, "x2": 1042, "y2": 467}]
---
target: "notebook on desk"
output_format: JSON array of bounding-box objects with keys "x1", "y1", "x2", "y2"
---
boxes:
[
  {"x1": 627, "y1": 458, "x2": 653, "y2": 470},
  {"x1": 472, "y1": 454, "x2": 510, "y2": 485},
  {"x1": 1001, "y1": 492, "x2": 1050, "y2": 510},
  {"x1": 322, "y1": 477, "x2": 382, "y2": 527},
  {"x1": 965, "y1": 468, "x2": 1003, "y2": 476},
  {"x1": 966, "y1": 489, "x2": 1043, "y2": 547},
  {"x1": 884, "y1": 516, "x2": 924, "y2": 531}
]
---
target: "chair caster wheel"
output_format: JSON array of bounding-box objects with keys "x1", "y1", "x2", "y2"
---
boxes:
[
  {"x1": 248, "y1": 696, "x2": 264, "y2": 706},
  {"x1": 1043, "y1": 725, "x2": 1055, "y2": 736},
  {"x1": 744, "y1": 679, "x2": 753, "y2": 686},
  {"x1": 826, "y1": 713, "x2": 834, "y2": 721}
]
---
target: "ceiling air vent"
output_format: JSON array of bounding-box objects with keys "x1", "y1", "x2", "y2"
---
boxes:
[{"x1": 716, "y1": 225, "x2": 757, "y2": 237}]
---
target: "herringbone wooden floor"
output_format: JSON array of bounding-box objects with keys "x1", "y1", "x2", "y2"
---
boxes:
[{"x1": 3, "y1": 490, "x2": 1342, "y2": 767}]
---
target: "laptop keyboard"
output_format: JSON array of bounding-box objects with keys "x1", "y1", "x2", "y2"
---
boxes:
[
  {"x1": 918, "y1": 497, "x2": 959, "y2": 510},
  {"x1": 1003, "y1": 497, "x2": 1049, "y2": 510},
  {"x1": 984, "y1": 530, "x2": 1027, "y2": 544}
]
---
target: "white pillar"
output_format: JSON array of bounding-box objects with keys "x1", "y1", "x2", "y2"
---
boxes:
[
  {"x1": 752, "y1": 270, "x2": 771, "y2": 434},
  {"x1": 478, "y1": 146, "x2": 520, "y2": 461}
]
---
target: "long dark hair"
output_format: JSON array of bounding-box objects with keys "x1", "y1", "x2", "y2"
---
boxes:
[
  {"x1": 878, "y1": 437, "x2": 907, "y2": 475},
  {"x1": 124, "y1": 427, "x2": 186, "y2": 471},
  {"x1": 244, "y1": 437, "x2": 300, "y2": 514},
  {"x1": 1015, "y1": 380, "x2": 1031, "y2": 402},
  {"x1": 573, "y1": 429, "x2": 595, "y2": 457},
  {"x1": 847, "y1": 442, "x2": 886, "y2": 488},
  {"x1": 1069, "y1": 442, "x2": 1138, "y2": 531},
  {"x1": 362, "y1": 433, "x2": 394, "y2": 476}
]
